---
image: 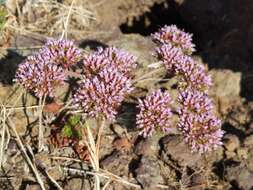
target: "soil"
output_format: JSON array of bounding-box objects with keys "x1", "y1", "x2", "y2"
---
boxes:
[{"x1": 1, "y1": 0, "x2": 253, "y2": 190}]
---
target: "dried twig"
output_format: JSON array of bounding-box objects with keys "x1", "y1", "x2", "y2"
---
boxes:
[
  {"x1": 38, "y1": 95, "x2": 46, "y2": 152},
  {"x1": 0, "y1": 106, "x2": 6, "y2": 167},
  {"x1": 8, "y1": 118, "x2": 46, "y2": 190}
]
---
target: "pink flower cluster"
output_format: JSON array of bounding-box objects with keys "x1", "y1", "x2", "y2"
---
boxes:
[
  {"x1": 15, "y1": 39, "x2": 80, "y2": 97},
  {"x1": 151, "y1": 25, "x2": 223, "y2": 153},
  {"x1": 73, "y1": 47, "x2": 136, "y2": 120},
  {"x1": 136, "y1": 90, "x2": 173, "y2": 137},
  {"x1": 82, "y1": 47, "x2": 137, "y2": 77},
  {"x1": 41, "y1": 39, "x2": 82, "y2": 69},
  {"x1": 177, "y1": 113, "x2": 223, "y2": 153},
  {"x1": 151, "y1": 25, "x2": 195, "y2": 55},
  {"x1": 154, "y1": 41, "x2": 211, "y2": 92},
  {"x1": 178, "y1": 90, "x2": 224, "y2": 153}
]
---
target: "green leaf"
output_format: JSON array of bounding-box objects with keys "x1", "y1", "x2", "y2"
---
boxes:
[
  {"x1": 68, "y1": 115, "x2": 81, "y2": 126},
  {"x1": 62, "y1": 124, "x2": 73, "y2": 138},
  {"x1": 76, "y1": 130, "x2": 82, "y2": 140}
]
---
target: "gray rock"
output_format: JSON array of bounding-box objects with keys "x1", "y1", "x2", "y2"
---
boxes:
[
  {"x1": 226, "y1": 164, "x2": 253, "y2": 190},
  {"x1": 108, "y1": 34, "x2": 167, "y2": 93},
  {"x1": 244, "y1": 135, "x2": 253, "y2": 147},
  {"x1": 135, "y1": 156, "x2": 164, "y2": 189},
  {"x1": 210, "y1": 69, "x2": 241, "y2": 114},
  {"x1": 161, "y1": 135, "x2": 223, "y2": 168}
]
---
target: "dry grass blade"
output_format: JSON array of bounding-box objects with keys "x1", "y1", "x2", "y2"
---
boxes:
[
  {"x1": 0, "y1": 88, "x2": 24, "y2": 167},
  {"x1": 7, "y1": 118, "x2": 46, "y2": 190},
  {"x1": 45, "y1": 170, "x2": 63, "y2": 190},
  {"x1": 102, "y1": 179, "x2": 112, "y2": 190},
  {"x1": 6, "y1": 0, "x2": 97, "y2": 38},
  {"x1": 61, "y1": 0, "x2": 75, "y2": 39},
  {"x1": 0, "y1": 105, "x2": 6, "y2": 167},
  {"x1": 133, "y1": 67, "x2": 164, "y2": 83},
  {"x1": 38, "y1": 95, "x2": 46, "y2": 152},
  {"x1": 95, "y1": 118, "x2": 106, "y2": 160},
  {"x1": 62, "y1": 167, "x2": 141, "y2": 189},
  {"x1": 83, "y1": 121, "x2": 101, "y2": 190}
]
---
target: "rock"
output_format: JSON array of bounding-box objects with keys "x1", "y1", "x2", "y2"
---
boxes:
[
  {"x1": 134, "y1": 133, "x2": 162, "y2": 156},
  {"x1": 162, "y1": 135, "x2": 201, "y2": 168},
  {"x1": 244, "y1": 135, "x2": 253, "y2": 147},
  {"x1": 223, "y1": 134, "x2": 240, "y2": 152},
  {"x1": 47, "y1": 166, "x2": 63, "y2": 181},
  {"x1": 11, "y1": 112, "x2": 31, "y2": 136},
  {"x1": 100, "y1": 150, "x2": 131, "y2": 177},
  {"x1": 7, "y1": 139, "x2": 19, "y2": 157},
  {"x1": 108, "y1": 34, "x2": 167, "y2": 93},
  {"x1": 226, "y1": 164, "x2": 253, "y2": 190},
  {"x1": 34, "y1": 152, "x2": 51, "y2": 170},
  {"x1": 64, "y1": 178, "x2": 91, "y2": 190},
  {"x1": 95, "y1": 0, "x2": 162, "y2": 33},
  {"x1": 246, "y1": 148, "x2": 253, "y2": 171},
  {"x1": 113, "y1": 137, "x2": 132, "y2": 152},
  {"x1": 181, "y1": 167, "x2": 208, "y2": 189},
  {"x1": 135, "y1": 156, "x2": 164, "y2": 189},
  {"x1": 161, "y1": 135, "x2": 223, "y2": 168},
  {"x1": 237, "y1": 148, "x2": 248, "y2": 160},
  {"x1": 111, "y1": 124, "x2": 126, "y2": 136},
  {"x1": 25, "y1": 184, "x2": 41, "y2": 190},
  {"x1": 225, "y1": 151, "x2": 236, "y2": 159},
  {"x1": 209, "y1": 69, "x2": 241, "y2": 114},
  {"x1": 179, "y1": 0, "x2": 226, "y2": 49},
  {"x1": 247, "y1": 24, "x2": 253, "y2": 55}
]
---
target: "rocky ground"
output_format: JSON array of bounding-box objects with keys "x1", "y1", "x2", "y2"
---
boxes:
[{"x1": 1, "y1": 0, "x2": 253, "y2": 190}]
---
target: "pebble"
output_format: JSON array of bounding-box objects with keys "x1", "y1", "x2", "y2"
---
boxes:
[
  {"x1": 237, "y1": 148, "x2": 248, "y2": 159},
  {"x1": 223, "y1": 134, "x2": 240, "y2": 152},
  {"x1": 244, "y1": 135, "x2": 253, "y2": 146}
]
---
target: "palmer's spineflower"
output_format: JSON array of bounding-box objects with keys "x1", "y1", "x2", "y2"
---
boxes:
[
  {"x1": 96, "y1": 47, "x2": 137, "y2": 75},
  {"x1": 178, "y1": 112, "x2": 224, "y2": 153},
  {"x1": 154, "y1": 43, "x2": 185, "y2": 73},
  {"x1": 41, "y1": 39, "x2": 82, "y2": 69},
  {"x1": 178, "y1": 89, "x2": 213, "y2": 115},
  {"x1": 177, "y1": 88, "x2": 223, "y2": 153},
  {"x1": 82, "y1": 47, "x2": 137, "y2": 78},
  {"x1": 179, "y1": 58, "x2": 212, "y2": 91},
  {"x1": 151, "y1": 25, "x2": 195, "y2": 55},
  {"x1": 73, "y1": 67, "x2": 133, "y2": 120},
  {"x1": 136, "y1": 90, "x2": 173, "y2": 138},
  {"x1": 15, "y1": 54, "x2": 65, "y2": 97},
  {"x1": 154, "y1": 43, "x2": 211, "y2": 91},
  {"x1": 82, "y1": 53, "x2": 110, "y2": 78}
]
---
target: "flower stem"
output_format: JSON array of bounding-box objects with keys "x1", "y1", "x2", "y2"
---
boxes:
[{"x1": 38, "y1": 95, "x2": 46, "y2": 152}]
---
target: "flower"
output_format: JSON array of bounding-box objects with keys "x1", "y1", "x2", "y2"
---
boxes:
[
  {"x1": 15, "y1": 54, "x2": 65, "y2": 97},
  {"x1": 154, "y1": 43, "x2": 211, "y2": 91},
  {"x1": 136, "y1": 90, "x2": 173, "y2": 138},
  {"x1": 177, "y1": 88, "x2": 223, "y2": 153},
  {"x1": 97, "y1": 47, "x2": 137, "y2": 74},
  {"x1": 178, "y1": 89, "x2": 213, "y2": 115},
  {"x1": 83, "y1": 47, "x2": 137, "y2": 78},
  {"x1": 154, "y1": 43, "x2": 185, "y2": 72},
  {"x1": 151, "y1": 25, "x2": 195, "y2": 54},
  {"x1": 73, "y1": 67, "x2": 133, "y2": 120},
  {"x1": 41, "y1": 39, "x2": 82, "y2": 69},
  {"x1": 179, "y1": 59, "x2": 212, "y2": 91},
  {"x1": 150, "y1": 24, "x2": 223, "y2": 153},
  {"x1": 178, "y1": 112, "x2": 224, "y2": 153},
  {"x1": 82, "y1": 53, "x2": 110, "y2": 77}
]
